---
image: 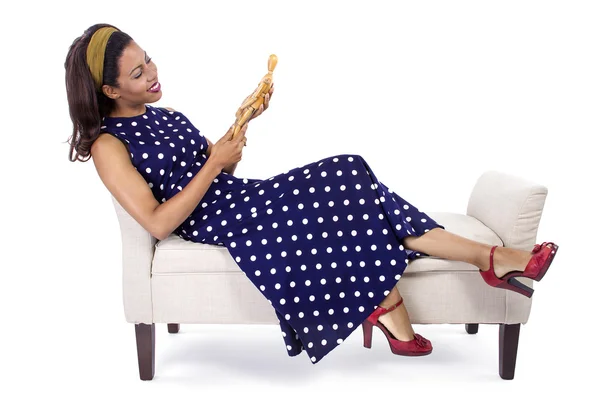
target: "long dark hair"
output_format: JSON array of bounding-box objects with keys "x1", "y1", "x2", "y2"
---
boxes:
[{"x1": 64, "y1": 23, "x2": 133, "y2": 162}]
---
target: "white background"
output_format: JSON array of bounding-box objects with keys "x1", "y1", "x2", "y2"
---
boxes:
[{"x1": 1, "y1": 0, "x2": 598, "y2": 397}]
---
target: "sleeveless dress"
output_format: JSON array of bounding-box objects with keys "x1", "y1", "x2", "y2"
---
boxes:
[{"x1": 101, "y1": 104, "x2": 446, "y2": 364}]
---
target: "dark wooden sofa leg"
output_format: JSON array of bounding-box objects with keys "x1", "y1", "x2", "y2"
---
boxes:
[
  {"x1": 135, "y1": 323, "x2": 155, "y2": 381},
  {"x1": 465, "y1": 324, "x2": 479, "y2": 334},
  {"x1": 499, "y1": 323, "x2": 521, "y2": 380},
  {"x1": 168, "y1": 323, "x2": 180, "y2": 333}
]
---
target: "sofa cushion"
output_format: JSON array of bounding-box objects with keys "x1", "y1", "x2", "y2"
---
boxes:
[{"x1": 152, "y1": 211, "x2": 503, "y2": 275}]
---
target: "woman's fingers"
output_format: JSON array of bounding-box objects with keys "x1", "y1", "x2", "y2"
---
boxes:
[
  {"x1": 241, "y1": 123, "x2": 249, "y2": 145},
  {"x1": 235, "y1": 124, "x2": 247, "y2": 140}
]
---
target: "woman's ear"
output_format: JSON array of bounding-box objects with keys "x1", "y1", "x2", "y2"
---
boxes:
[{"x1": 102, "y1": 84, "x2": 120, "y2": 100}]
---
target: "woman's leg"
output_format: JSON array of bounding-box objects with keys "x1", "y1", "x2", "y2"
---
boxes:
[
  {"x1": 401, "y1": 227, "x2": 540, "y2": 278},
  {"x1": 377, "y1": 285, "x2": 416, "y2": 341},
  {"x1": 377, "y1": 228, "x2": 548, "y2": 341}
]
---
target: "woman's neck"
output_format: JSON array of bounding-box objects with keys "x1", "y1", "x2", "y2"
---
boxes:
[{"x1": 108, "y1": 103, "x2": 146, "y2": 118}]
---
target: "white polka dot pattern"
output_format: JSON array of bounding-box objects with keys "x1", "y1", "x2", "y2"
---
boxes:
[
  {"x1": 101, "y1": 105, "x2": 446, "y2": 365},
  {"x1": 101, "y1": 105, "x2": 209, "y2": 204}
]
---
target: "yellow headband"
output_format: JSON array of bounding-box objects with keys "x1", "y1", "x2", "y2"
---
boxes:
[{"x1": 86, "y1": 27, "x2": 119, "y2": 92}]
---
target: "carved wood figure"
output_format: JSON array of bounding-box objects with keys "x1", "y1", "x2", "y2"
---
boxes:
[{"x1": 231, "y1": 54, "x2": 278, "y2": 139}]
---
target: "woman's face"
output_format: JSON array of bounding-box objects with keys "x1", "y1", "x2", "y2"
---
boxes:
[{"x1": 103, "y1": 41, "x2": 162, "y2": 106}]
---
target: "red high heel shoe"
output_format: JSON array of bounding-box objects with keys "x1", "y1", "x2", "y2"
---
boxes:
[
  {"x1": 480, "y1": 242, "x2": 559, "y2": 298},
  {"x1": 362, "y1": 297, "x2": 432, "y2": 356}
]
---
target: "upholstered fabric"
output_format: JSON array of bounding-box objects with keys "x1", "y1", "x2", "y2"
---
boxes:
[
  {"x1": 467, "y1": 170, "x2": 548, "y2": 251},
  {"x1": 112, "y1": 170, "x2": 545, "y2": 327},
  {"x1": 151, "y1": 212, "x2": 499, "y2": 275}
]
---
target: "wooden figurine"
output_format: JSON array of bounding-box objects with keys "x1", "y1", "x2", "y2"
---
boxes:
[{"x1": 231, "y1": 54, "x2": 278, "y2": 139}]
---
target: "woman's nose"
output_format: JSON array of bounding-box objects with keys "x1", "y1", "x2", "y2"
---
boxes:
[{"x1": 147, "y1": 66, "x2": 157, "y2": 80}]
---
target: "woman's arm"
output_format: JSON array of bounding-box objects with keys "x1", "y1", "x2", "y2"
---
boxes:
[
  {"x1": 205, "y1": 137, "x2": 239, "y2": 175},
  {"x1": 222, "y1": 162, "x2": 239, "y2": 175},
  {"x1": 92, "y1": 134, "x2": 222, "y2": 240}
]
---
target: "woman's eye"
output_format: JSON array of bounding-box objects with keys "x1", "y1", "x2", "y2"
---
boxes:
[{"x1": 133, "y1": 57, "x2": 153, "y2": 78}]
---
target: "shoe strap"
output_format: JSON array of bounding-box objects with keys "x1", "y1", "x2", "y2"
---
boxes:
[
  {"x1": 367, "y1": 297, "x2": 404, "y2": 325},
  {"x1": 489, "y1": 245, "x2": 498, "y2": 272}
]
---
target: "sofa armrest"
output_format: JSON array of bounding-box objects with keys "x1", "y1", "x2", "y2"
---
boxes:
[
  {"x1": 111, "y1": 196, "x2": 156, "y2": 323},
  {"x1": 466, "y1": 170, "x2": 548, "y2": 251}
]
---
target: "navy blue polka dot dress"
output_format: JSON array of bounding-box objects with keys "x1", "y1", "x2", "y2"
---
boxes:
[{"x1": 101, "y1": 104, "x2": 445, "y2": 364}]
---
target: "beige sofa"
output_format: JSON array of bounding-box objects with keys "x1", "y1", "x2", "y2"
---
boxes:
[{"x1": 111, "y1": 170, "x2": 548, "y2": 381}]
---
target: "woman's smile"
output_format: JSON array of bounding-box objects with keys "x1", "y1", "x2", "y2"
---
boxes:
[{"x1": 148, "y1": 81, "x2": 161, "y2": 93}]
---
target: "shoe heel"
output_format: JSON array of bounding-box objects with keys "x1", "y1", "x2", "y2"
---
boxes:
[
  {"x1": 362, "y1": 321, "x2": 373, "y2": 348},
  {"x1": 481, "y1": 245, "x2": 536, "y2": 298},
  {"x1": 498, "y1": 276, "x2": 534, "y2": 298}
]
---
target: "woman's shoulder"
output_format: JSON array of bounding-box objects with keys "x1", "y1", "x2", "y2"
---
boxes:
[
  {"x1": 96, "y1": 130, "x2": 131, "y2": 151},
  {"x1": 151, "y1": 104, "x2": 192, "y2": 121},
  {"x1": 151, "y1": 105, "x2": 197, "y2": 126},
  {"x1": 152, "y1": 105, "x2": 180, "y2": 115}
]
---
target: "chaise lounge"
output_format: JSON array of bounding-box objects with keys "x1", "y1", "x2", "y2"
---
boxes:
[{"x1": 111, "y1": 169, "x2": 548, "y2": 380}]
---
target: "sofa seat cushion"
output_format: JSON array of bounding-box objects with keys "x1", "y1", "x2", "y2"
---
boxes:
[{"x1": 151, "y1": 211, "x2": 503, "y2": 275}]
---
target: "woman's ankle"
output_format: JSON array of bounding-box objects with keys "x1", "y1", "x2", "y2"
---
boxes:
[
  {"x1": 379, "y1": 311, "x2": 416, "y2": 342},
  {"x1": 378, "y1": 286, "x2": 402, "y2": 308}
]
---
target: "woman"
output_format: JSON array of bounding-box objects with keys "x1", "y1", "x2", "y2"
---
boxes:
[{"x1": 64, "y1": 23, "x2": 559, "y2": 365}]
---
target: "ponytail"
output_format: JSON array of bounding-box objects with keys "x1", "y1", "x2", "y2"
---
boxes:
[{"x1": 64, "y1": 23, "x2": 133, "y2": 162}]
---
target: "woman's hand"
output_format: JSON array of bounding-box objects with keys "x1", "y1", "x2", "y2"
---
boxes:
[
  {"x1": 208, "y1": 122, "x2": 248, "y2": 170},
  {"x1": 245, "y1": 84, "x2": 274, "y2": 121}
]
